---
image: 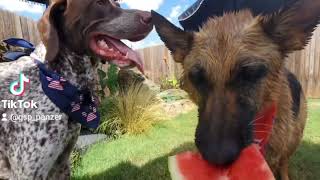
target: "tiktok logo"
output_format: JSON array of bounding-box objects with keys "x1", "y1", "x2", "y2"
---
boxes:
[{"x1": 9, "y1": 72, "x2": 30, "y2": 96}]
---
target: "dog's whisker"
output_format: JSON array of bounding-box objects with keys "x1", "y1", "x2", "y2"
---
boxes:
[
  {"x1": 253, "y1": 123, "x2": 273, "y2": 127},
  {"x1": 249, "y1": 116, "x2": 265, "y2": 125},
  {"x1": 253, "y1": 130, "x2": 271, "y2": 133}
]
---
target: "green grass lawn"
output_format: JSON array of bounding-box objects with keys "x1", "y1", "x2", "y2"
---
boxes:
[
  {"x1": 290, "y1": 99, "x2": 320, "y2": 180},
  {"x1": 72, "y1": 100, "x2": 320, "y2": 180}
]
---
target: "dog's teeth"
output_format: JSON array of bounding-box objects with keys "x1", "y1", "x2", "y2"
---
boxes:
[
  {"x1": 102, "y1": 40, "x2": 108, "y2": 47},
  {"x1": 98, "y1": 39, "x2": 109, "y2": 48},
  {"x1": 99, "y1": 50, "x2": 106, "y2": 56},
  {"x1": 125, "y1": 52, "x2": 129, "y2": 59}
]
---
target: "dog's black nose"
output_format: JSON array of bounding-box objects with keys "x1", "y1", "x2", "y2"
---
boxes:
[
  {"x1": 199, "y1": 141, "x2": 241, "y2": 166},
  {"x1": 139, "y1": 11, "x2": 152, "y2": 25}
]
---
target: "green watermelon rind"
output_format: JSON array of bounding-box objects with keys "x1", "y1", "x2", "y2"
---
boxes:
[{"x1": 168, "y1": 155, "x2": 185, "y2": 180}]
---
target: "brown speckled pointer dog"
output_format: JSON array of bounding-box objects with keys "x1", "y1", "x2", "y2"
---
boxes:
[
  {"x1": 152, "y1": 0, "x2": 320, "y2": 179},
  {"x1": 0, "y1": 0, "x2": 152, "y2": 179}
]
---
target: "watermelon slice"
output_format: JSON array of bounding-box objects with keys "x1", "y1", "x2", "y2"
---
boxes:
[{"x1": 168, "y1": 144, "x2": 275, "y2": 180}]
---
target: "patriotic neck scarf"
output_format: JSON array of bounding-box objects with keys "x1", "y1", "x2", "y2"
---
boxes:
[
  {"x1": 252, "y1": 103, "x2": 277, "y2": 155},
  {"x1": 35, "y1": 60, "x2": 100, "y2": 129}
]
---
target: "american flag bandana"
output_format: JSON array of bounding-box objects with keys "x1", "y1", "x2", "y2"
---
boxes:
[{"x1": 35, "y1": 60, "x2": 100, "y2": 129}]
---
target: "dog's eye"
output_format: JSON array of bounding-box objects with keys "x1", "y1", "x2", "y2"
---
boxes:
[
  {"x1": 237, "y1": 64, "x2": 268, "y2": 83},
  {"x1": 189, "y1": 65, "x2": 210, "y2": 93},
  {"x1": 114, "y1": 0, "x2": 120, "y2": 7},
  {"x1": 96, "y1": 0, "x2": 107, "y2": 5}
]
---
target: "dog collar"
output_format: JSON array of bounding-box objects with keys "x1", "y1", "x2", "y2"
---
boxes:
[
  {"x1": 253, "y1": 103, "x2": 277, "y2": 155},
  {"x1": 35, "y1": 60, "x2": 100, "y2": 129}
]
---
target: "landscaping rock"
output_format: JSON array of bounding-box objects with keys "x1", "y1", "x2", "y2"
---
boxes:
[
  {"x1": 158, "y1": 89, "x2": 189, "y2": 103},
  {"x1": 160, "y1": 99, "x2": 196, "y2": 118},
  {"x1": 157, "y1": 89, "x2": 196, "y2": 117},
  {"x1": 75, "y1": 134, "x2": 108, "y2": 151},
  {"x1": 118, "y1": 69, "x2": 160, "y2": 94}
]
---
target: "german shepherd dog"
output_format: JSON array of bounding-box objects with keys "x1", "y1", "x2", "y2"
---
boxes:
[{"x1": 152, "y1": 0, "x2": 320, "y2": 179}]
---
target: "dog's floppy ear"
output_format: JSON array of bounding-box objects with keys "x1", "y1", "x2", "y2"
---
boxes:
[
  {"x1": 260, "y1": 0, "x2": 320, "y2": 55},
  {"x1": 152, "y1": 10, "x2": 193, "y2": 63},
  {"x1": 38, "y1": 0, "x2": 67, "y2": 62}
]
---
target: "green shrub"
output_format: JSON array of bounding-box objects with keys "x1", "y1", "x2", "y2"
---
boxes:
[
  {"x1": 98, "y1": 64, "x2": 119, "y2": 98},
  {"x1": 160, "y1": 77, "x2": 180, "y2": 90},
  {"x1": 159, "y1": 92, "x2": 185, "y2": 103},
  {"x1": 106, "y1": 64, "x2": 120, "y2": 95},
  {"x1": 97, "y1": 82, "x2": 165, "y2": 136}
]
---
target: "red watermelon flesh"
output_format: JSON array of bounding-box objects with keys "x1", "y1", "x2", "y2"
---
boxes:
[{"x1": 168, "y1": 144, "x2": 275, "y2": 180}]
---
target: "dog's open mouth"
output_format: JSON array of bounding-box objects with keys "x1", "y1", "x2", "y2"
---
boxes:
[{"x1": 90, "y1": 34, "x2": 144, "y2": 72}]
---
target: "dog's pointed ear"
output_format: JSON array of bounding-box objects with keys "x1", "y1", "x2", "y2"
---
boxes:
[
  {"x1": 260, "y1": 0, "x2": 320, "y2": 55},
  {"x1": 38, "y1": 0, "x2": 67, "y2": 62},
  {"x1": 152, "y1": 10, "x2": 193, "y2": 63}
]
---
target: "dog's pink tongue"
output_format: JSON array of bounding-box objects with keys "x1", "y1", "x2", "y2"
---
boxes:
[{"x1": 108, "y1": 38, "x2": 144, "y2": 73}]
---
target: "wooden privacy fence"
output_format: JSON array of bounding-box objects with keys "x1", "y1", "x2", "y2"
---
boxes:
[
  {"x1": 137, "y1": 45, "x2": 183, "y2": 83},
  {"x1": 286, "y1": 26, "x2": 320, "y2": 98},
  {"x1": 0, "y1": 9, "x2": 41, "y2": 44},
  {"x1": 138, "y1": 27, "x2": 320, "y2": 98}
]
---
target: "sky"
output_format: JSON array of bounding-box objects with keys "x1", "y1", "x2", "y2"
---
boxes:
[{"x1": 0, "y1": 0, "x2": 195, "y2": 49}]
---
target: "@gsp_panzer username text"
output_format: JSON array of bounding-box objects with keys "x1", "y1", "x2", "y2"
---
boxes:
[{"x1": 1, "y1": 113, "x2": 62, "y2": 122}]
